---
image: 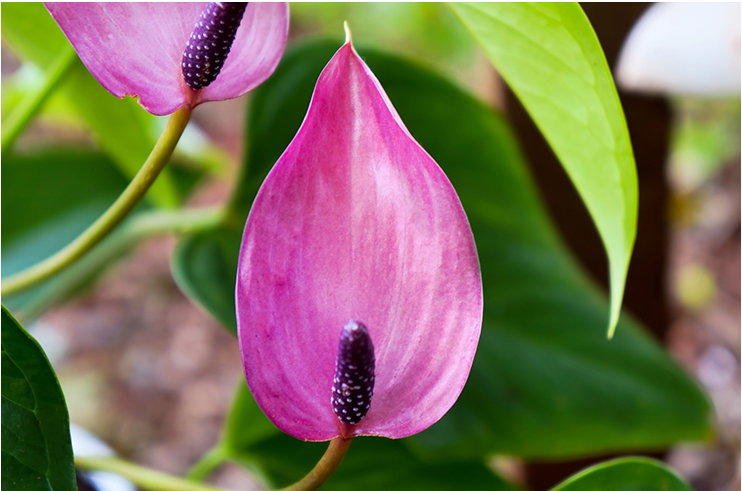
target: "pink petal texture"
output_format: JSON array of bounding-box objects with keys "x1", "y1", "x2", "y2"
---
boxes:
[
  {"x1": 46, "y1": 3, "x2": 288, "y2": 116},
  {"x1": 236, "y1": 39, "x2": 483, "y2": 441}
]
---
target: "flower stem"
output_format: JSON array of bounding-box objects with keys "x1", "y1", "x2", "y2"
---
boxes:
[
  {"x1": 278, "y1": 437, "x2": 353, "y2": 491},
  {"x1": 77, "y1": 437, "x2": 351, "y2": 491},
  {"x1": 122, "y1": 206, "x2": 224, "y2": 237},
  {"x1": 1, "y1": 44, "x2": 77, "y2": 155},
  {"x1": 75, "y1": 457, "x2": 228, "y2": 491},
  {"x1": 13, "y1": 207, "x2": 223, "y2": 321},
  {"x1": 184, "y1": 445, "x2": 228, "y2": 482},
  {"x1": 1, "y1": 105, "x2": 192, "y2": 297}
]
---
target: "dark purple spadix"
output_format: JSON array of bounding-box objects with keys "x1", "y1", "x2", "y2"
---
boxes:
[
  {"x1": 332, "y1": 321, "x2": 375, "y2": 425},
  {"x1": 181, "y1": 2, "x2": 248, "y2": 90}
]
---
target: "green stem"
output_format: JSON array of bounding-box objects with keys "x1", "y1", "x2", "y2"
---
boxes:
[
  {"x1": 278, "y1": 437, "x2": 353, "y2": 491},
  {"x1": 77, "y1": 437, "x2": 351, "y2": 491},
  {"x1": 12, "y1": 206, "x2": 223, "y2": 321},
  {"x1": 75, "y1": 457, "x2": 229, "y2": 491},
  {"x1": 1, "y1": 105, "x2": 192, "y2": 297},
  {"x1": 1, "y1": 45, "x2": 77, "y2": 155},
  {"x1": 123, "y1": 206, "x2": 224, "y2": 237},
  {"x1": 184, "y1": 445, "x2": 228, "y2": 482}
]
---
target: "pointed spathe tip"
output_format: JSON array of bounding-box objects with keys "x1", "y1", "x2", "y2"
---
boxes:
[
  {"x1": 606, "y1": 312, "x2": 619, "y2": 340},
  {"x1": 343, "y1": 21, "x2": 352, "y2": 45}
]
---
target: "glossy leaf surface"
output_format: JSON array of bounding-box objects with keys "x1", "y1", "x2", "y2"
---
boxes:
[
  {"x1": 177, "y1": 40, "x2": 710, "y2": 458},
  {"x1": 551, "y1": 457, "x2": 692, "y2": 491},
  {"x1": 172, "y1": 227, "x2": 241, "y2": 334},
  {"x1": 450, "y1": 2, "x2": 638, "y2": 336},
  {"x1": 1, "y1": 306, "x2": 76, "y2": 491}
]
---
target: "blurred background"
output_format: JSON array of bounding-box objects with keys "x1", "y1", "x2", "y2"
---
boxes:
[{"x1": 2, "y1": 3, "x2": 739, "y2": 491}]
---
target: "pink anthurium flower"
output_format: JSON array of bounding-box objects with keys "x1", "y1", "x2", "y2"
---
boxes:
[
  {"x1": 46, "y1": 2, "x2": 289, "y2": 115},
  {"x1": 236, "y1": 31, "x2": 483, "y2": 441}
]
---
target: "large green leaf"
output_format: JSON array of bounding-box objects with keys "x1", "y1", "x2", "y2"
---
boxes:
[
  {"x1": 1, "y1": 306, "x2": 77, "y2": 491},
  {"x1": 179, "y1": 40, "x2": 710, "y2": 459},
  {"x1": 1, "y1": 149, "x2": 138, "y2": 317},
  {"x1": 2, "y1": 149, "x2": 128, "y2": 247},
  {"x1": 171, "y1": 227, "x2": 241, "y2": 335},
  {"x1": 1, "y1": 2, "x2": 180, "y2": 208},
  {"x1": 221, "y1": 383, "x2": 518, "y2": 491},
  {"x1": 449, "y1": 3, "x2": 638, "y2": 337},
  {"x1": 550, "y1": 457, "x2": 692, "y2": 491}
]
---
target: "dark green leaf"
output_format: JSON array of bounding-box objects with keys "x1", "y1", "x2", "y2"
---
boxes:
[
  {"x1": 449, "y1": 3, "x2": 638, "y2": 336},
  {"x1": 550, "y1": 457, "x2": 692, "y2": 491},
  {"x1": 1, "y1": 149, "x2": 140, "y2": 317},
  {"x1": 171, "y1": 227, "x2": 241, "y2": 334},
  {"x1": 223, "y1": 383, "x2": 518, "y2": 491},
  {"x1": 2, "y1": 149, "x2": 129, "y2": 247},
  {"x1": 195, "y1": 39, "x2": 711, "y2": 459},
  {"x1": 1, "y1": 306, "x2": 77, "y2": 491},
  {"x1": 357, "y1": 46, "x2": 709, "y2": 460}
]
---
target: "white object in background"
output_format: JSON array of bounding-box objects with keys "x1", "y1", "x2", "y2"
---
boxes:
[
  {"x1": 617, "y1": 3, "x2": 741, "y2": 96},
  {"x1": 71, "y1": 425, "x2": 136, "y2": 491}
]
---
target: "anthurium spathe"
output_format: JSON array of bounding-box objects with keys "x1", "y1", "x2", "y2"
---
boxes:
[
  {"x1": 236, "y1": 32, "x2": 483, "y2": 441},
  {"x1": 46, "y1": 2, "x2": 289, "y2": 115}
]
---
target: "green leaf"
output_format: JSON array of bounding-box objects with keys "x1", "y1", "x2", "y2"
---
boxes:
[
  {"x1": 449, "y1": 3, "x2": 638, "y2": 336},
  {"x1": 1, "y1": 2, "x2": 181, "y2": 208},
  {"x1": 551, "y1": 457, "x2": 692, "y2": 491},
  {"x1": 1, "y1": 46, "x2": 76, "y2": 155},
  {"x1": 184, "y1": 39, "x2": 710, "y2": 459},
  {"x1": 1, "y1": 306, "x2": 77, "y2": 491},
  {"x1": 0, "y1": 3, "x2": 68, "y2": 66},
  {"x1": 2, "y1": 149, "x2": 129, "y2": 247},
  {"x1": 222, "y1": 383, "x2": 518, "y2": 491},
  {"x1": 171, "y1": 227, "x2": 241, "y2": 335},
  {"x1": 1, "y1": 148, "x2": 139, "y2": 317}
]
